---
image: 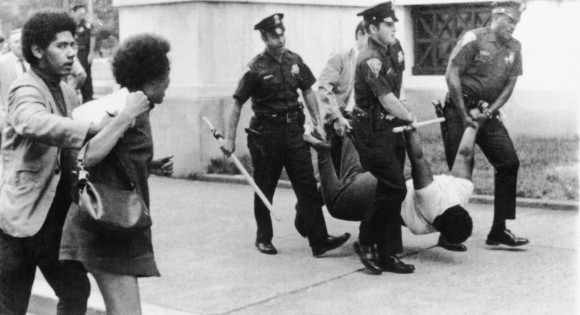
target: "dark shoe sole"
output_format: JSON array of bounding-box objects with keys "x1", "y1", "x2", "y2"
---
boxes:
[
  {"x1": 437, "y1": 242, "x2": 468, "y2": 252},
  {"x1": 256, "y1": 248, "x2": 278, "y2": 255},
  {"x1": 485, "y1": 239, "x2": 529, "y2": 247},
  {"x1": 380, "y1": 266, "x2": 415, "y2": 274},
  {"x1": 255, "y1": 243, "x2": 278, "y2": 255},
  {"x1": 353, "y1": 242, "x2": 382, "y2": 275}
]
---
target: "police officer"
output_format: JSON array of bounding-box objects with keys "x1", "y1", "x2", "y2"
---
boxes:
[
  {"x1": 351, "y1": 2, "x2": 417, "y2": 275},
  {"x1": 444, "y1": 0, "x2": 529, "y2": 247},
  {"x1": 72, "y1": 4, "x2": 94, "y2": 103},
  {"x1": 222, "y1": 13, "x2": 350, "y2": 256}
]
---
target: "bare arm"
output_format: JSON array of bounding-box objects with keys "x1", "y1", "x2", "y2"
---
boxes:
[
  {"x1": 318, "y1": 55, "x2": 351, "y2": 136},
  {"x1": 318, "y1": 53, "x2": 343, "y2": 122},
  {"x1": 302, "y1": 88, "x2": 322, "y2": 128},
  {"x1": 221, "y1": 99, "x2": 243, "y2": 155},
  {"x1": 445, "y1": 62, "x2": 476, "y2": 129},
  {"x1": 450, "y1": 109, "x2": 482, "y2": 181},
  {"x1": 404, "y1": 129, "x2": 433, "y2": 190},
  {"x1": 67, "y1": 57, "x2": 87, "y2": 90},
  {"x1": 88, "y1": 35, "x2": 96, "y2": 64},
  {"x1": 377, "y1": 92, "x2": 415, "y2": 123}
]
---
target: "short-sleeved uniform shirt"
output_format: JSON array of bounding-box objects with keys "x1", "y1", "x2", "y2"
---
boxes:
[
  {"x1": 75, "y1": 20, "x2": 92, "y2": 52},
  {"x1": 233, "y1": 49, "x2": 316, "y2": 115},
  {"x1": 449, "y1": 27, "x2": 522, "y2": 103},
  {"x1": 354, "y1": 37, "x2": 405, "y2": 110},
  {"x1": 401, "y1": 175, "x2": 474, "y2": 235}
]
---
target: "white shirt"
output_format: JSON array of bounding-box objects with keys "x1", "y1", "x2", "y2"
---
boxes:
[
  {"x1": 344, "y1": 47, "x2": 359, "y2": 113},
  {"x1": 401, "y1": 174, "x2": 474, "y2": 235},
  {"x1": 72, "y1": 88, "x2": 129, "y2": 123}
]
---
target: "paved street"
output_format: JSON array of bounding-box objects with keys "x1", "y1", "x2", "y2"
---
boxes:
[{"x1": 32, "y1": 176, "x2": 578, "y2": 314}]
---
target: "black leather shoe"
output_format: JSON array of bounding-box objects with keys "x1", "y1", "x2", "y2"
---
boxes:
[
  {"x1": 437, "y1": 235, "x2": 467, "y2": 252},
  {"x1": 255, "y1": 241, "x2": 278, "y2": 255},
  {"x1": 378, "y1": 255, "x2": 415, "y2": 274},
  {"x1": 312, "y1": 233, "x2": 350, "y2": 257},
  {"x1": 353, "y1": 241, "x2": 382, "y2": 275},
  {"x1": 486, "y1": 229, "x2": 529, "y2": 247}
]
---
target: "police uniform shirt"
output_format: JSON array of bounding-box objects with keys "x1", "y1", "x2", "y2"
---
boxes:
[
  {"x1": 449, "y1": 27, "x2": 522, "y2": 103},
  {"x1": 354, "y1": 37, "x2": 404, "y2": 109},
  {"x1": 76, "y1": 20, "x2": 92, "y2": 51},
  {"x1": 233, "y1": 49, "x2": 316, "y2": 115},
  {"x1": 390, "y1": 39, "x2": 405, "y2": 85}
]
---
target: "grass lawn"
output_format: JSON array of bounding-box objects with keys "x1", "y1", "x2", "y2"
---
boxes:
[{"x1": 207, "y1": 134, "x2": 579, "y2": 201}]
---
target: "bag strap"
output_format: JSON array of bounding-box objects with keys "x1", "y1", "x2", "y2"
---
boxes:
[{"x1": 77, "y1": 142, "x2": 136, "y2": 189}]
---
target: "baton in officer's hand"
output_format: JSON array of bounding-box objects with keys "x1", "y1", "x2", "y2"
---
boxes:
[
  {"x1": 393, "y1": 117, "x2": 446, "y2": 133},
  {"x1": 202, "y1": 117, "x2": 282, "y2": 221}
]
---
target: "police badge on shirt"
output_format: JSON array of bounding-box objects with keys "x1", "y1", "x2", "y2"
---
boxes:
[
  {"x1": 505, "y1": 51, "x2": 515, "y2": 67},
  {"x1": 367, "y1": 58, "x2": 382, "y2": 78},
  {"x1": 77, "y1": 21, "x2": 91, "y2": 35}
]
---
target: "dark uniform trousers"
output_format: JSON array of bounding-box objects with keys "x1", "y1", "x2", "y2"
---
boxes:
[
  {"x1": 351, "y1": 111, "x2": 406, "y2": 255},
  {"x1": 0, "y1": 160, "x2": 90, "y2": 315},
  {"x1": 77, "y1": 48, "x2": 93, "y2": 103},
  {"x1": 247, "y1": 114, "x2": 328, "y2": 247},
  {"x1": 442, "y1": 99, "x2": 519, "y2": 222}
]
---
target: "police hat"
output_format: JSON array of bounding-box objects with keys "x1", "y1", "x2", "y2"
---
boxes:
[
  {"x1": 357, "y1": 1, "x2": 398, "y2": 24},
  {"x1": 491, "y1": 0, "x2": 526, "y2": 22},
  {"x1": 254, "y1": 13, "x2": 285, "y2": 36}
]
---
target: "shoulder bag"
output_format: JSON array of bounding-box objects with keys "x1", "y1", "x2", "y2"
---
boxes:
[{"x1": 73, "y1": 144, "x2": 152, "y2": 234}]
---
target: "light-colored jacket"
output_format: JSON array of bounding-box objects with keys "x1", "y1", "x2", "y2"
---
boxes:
[
  {"x1": 318, "y1": 47, "x2": 358, "y2": 124},
  {"x1": 0, "y1": 70, "x2": 91, "y2": 237}
]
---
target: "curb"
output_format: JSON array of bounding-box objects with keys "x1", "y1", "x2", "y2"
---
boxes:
[{"x1": 197, "y1": 174, "x2": 579, "y2": 211}]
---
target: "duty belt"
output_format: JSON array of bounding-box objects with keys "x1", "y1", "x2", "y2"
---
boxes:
[
  {"x1": 352, "y1": 106, "x2": 394, "y2": 120},
  {"x1": 446, "y1": 93, "x2": 499, "y2": 118},
  {"x1": 256, "y1": 106, "x2": 303, "y2": 124},
  {"x1": 352, "y1": 106, "x2": 369, "y2": 118}
]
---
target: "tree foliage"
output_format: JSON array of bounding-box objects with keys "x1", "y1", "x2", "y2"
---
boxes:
[{"x1": 0, "y1": 0, "x2": 117, "y2": 33}]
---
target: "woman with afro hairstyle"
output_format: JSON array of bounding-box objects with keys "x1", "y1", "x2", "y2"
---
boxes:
[{"x1": 60, "y1": 33, "x2": 174, "y2": 315}]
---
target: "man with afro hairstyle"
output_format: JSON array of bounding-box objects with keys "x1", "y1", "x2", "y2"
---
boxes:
[{"x1": 0, "y1": 10, "x2": 110, "y2": 314}]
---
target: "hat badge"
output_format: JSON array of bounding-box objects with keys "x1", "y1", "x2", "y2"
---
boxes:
[{"x1": 274, "y1": 15, "x2": 280, "y2": 25}]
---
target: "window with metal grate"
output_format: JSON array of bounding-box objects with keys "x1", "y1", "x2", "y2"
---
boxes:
[{"x1": 411, "y1": 2, "x2": 492, "y2": 75}]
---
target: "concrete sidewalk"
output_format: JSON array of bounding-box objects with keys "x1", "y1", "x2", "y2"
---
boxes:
[{"x1": 30, "y1": 176, "x2": 578, "y2": 315}]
